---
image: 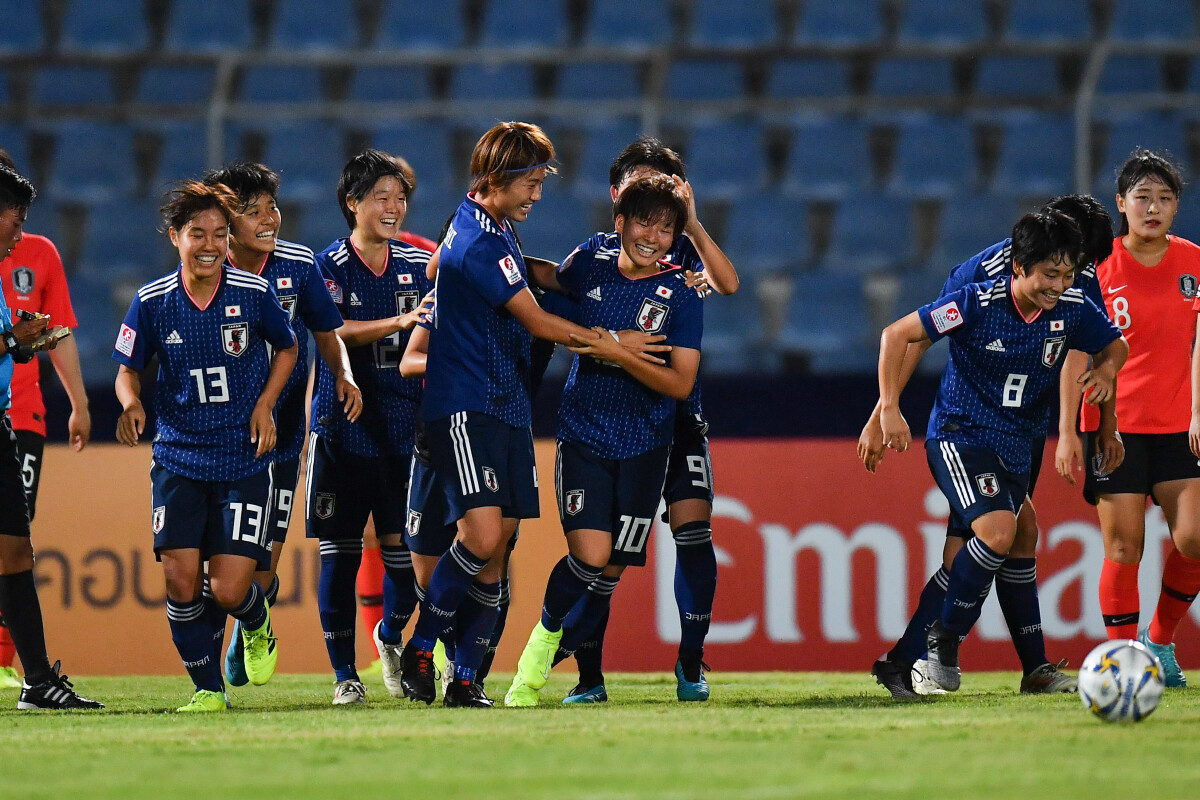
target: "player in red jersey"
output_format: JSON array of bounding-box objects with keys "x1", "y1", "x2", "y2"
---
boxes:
[
  {"x1": 1057, "y1": 149, "x2": 1200, "y2": 687},
  {"x1": 0, "y1": 149, "x2": 89, "y2": 690}
]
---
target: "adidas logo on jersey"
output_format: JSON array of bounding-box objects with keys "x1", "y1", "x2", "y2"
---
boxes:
[
  {"x1": 587, "y1": 287, "x2": 602, "y2": 301},
  {"x1": 986, "y1": 339, "x2": 1005, "y2": 352},
  {"x1": 165, "y1": 330, "x2": 183, "y2": 345},
  {"x1": 350, "y1": 293, "x2": 363, "y2": 306}
]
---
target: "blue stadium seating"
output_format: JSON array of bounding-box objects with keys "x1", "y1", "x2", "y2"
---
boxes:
[
  {"x1": 0, "y1": 125, "x2": 28, "y2": 173},
  {"x1": 137, "y1": 65, "x2": 218, "y2": 105},
  {"x1": 989, "y1": 112, "x2": 1075, "y2": 197},
  {"x1": 871, "y1": 57, "x2": 956, "y2": 97},
  {"x1": 571, "y1": 118, "x2": 643, "y2": 197},
  {"x1": 794, "y1": 0, "x2": 884, "y2": 46},
  {"x1": 164, "y1": 0, "x2": 253, "y2": 51},
  {"x1": 698, "y1": 288, "x2": 760, "y2": 373},
  {"x1": 77, "y1": 200, "x2": 171, "y2": 276},
  {"x1": 1109, "y1": 0, "x2": 1197, "y2": 42},
  {"x1": 557, "y1": 62, "x2": 641, "y2": 101},
  {"x1": 782, "y1": 115, "x2": 873, "y2": 200},
  {"x1": 68, "y1": 273, "x2": 123, "y2": 383},
  {"x1": 898, "y1": 0, "x2": 988, "y2": 44},
  {"x1": 0, "y1": 0, "x2": 44, "y2": 53},
  {"x1": 47, "y1": 122, "x2": 138, "y2": 202},
  {"x1": 934, "y1": 195, "x2": 1022, "y2": 269},
  {"x1": 149, "y1": 121, "x2": 210, "y2": 187},
  {"x1": 688, "y1": 0, "x2": 779, "y2": 47},
  {"x1": 480, "y1": 0, "x2": 568, "y2": 48},
  {"x1": 1097, "y1": 113, "x2": 1189, "y2": 190},
  {"x1": 1172, "y1": 195, "x2": 1200, "y2": 243},
  {"x1": 239, "y1": 65, "x2": 324, "y2": 103},
  {"x1": 683, "y1": 118, "x2": 767, "y2": 199},
  {"x1": 512, "y1": 193, "x2": 596, "y2": 262},
  {"x1": 1190, "y1": 57, "x2": 1200, "y2": 91},
  {"x1": 584, "y1": 0, "x2": 671, "y2": 47},
  {"x1": 974, "y1": 56, "x2": 1061, "y2": 97},
  {"x1": 0, "y1": 70, "x2": 9, "y2": 106},
  {"x1": 1097, "y1": 56, "x2": 1165, "y2": 94},
  {"x1": 1003, "y1": 0, "x2": 1091, "y2": 42},
  {"x1": 31, "y1": 66, "x2": 116, "y2": 106},
  {"x1": 375, "y1": 0, "x2": 465, "y2": 50},
  {"x1": 248, "y1": 121, "x2": 346, "y2": 204},
  {"x1": 270, "y1": 0, "x2": 358, "y2": 50},
  {"x1": 888, "y1": 115, "x2": 976, "y2": 198},
  {"x1": 722, "y1": 193, "x2": 810, "y2": 273},
  {"x1": 294, "y1": 200, "x2": 356, "y2": 253},
  {"x1": 59, "y1": 0, "x2": 149, "y2": 52},
  {"x1": 665, "y1": 60, "x2": 744, "y2": 101},
  {"x1": 348, "y1": 66, "x2": 432, "y2": 102},
  {"x1": 449, "y1": 62, "x2": 536, "y2": 100},
  {"x1": 780, "y1": 271, "x2": 870, "y2": 357},
  {"x1": 370, "y1": 121, "x2": 456, "y2": 196},
  {"x1": 766, "y1": 58, "x2": 851, "y2": 98},
  {"x1": 826, "y1": 196, "x2": 914, "y2": 272}
]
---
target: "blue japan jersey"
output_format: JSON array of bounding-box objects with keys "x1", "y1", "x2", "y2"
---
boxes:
[
  {"x1": 311, "y1": 238, "x2": 433, "y2": 458},
  {"x1": 423, "y1": 195, "x2": 532, "y2": 427},
  {"x1": 941, "y1": 238, "x2": 1106, "y2": 312},
  {"x1": 555, "y1": 232, "x2": 704, "y2": 459},
  {"x1": 918, "y1": 277, "x2": 1121, "y2": 473},
  {"x1": 112, "y1": 265, "x2": 297, "y2": 481},
  {"x1": 237, "y1": 239, "x2": 343, "y2": 463},
  {"x1": 0, "y1": 294, "x2": 12, "y2": 409}
]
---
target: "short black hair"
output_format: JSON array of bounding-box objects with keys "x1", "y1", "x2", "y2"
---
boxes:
[
  {"x1": 1114, "y1": 148, "x2": 1185, "y2": 236},
  {"x1": 203, "y1": 161, "x2": 280, "y2": 209},
  {"x1": 0, "y1": 165, "x2": 35, "y2": 214},
  {"x1": 608, "y1": 137, "x2": 686, "y2": 188},
  {"x1": 337, "y1": 149, "x2": 411, "y2": 231},
  {"x1": 0, "y1": 148, "x2": 15, "y2": 171},
  {"x1": 613, "y1": 175, "x2": 688, "y2": 239},
  {"x1": 1010, "y1": 210, "x2": 1082, "y2": 273},
  {"x1": 1043, "y1": 194, "x2": 1114, "y2": 270},
  {"x1": 159, "y1": 180, "x2": 237, "y2": 233}
]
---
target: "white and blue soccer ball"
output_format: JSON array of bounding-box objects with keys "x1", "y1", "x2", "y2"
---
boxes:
[{"x1": 1078, "y1": 640, "x2": 1165, "y2": 723}]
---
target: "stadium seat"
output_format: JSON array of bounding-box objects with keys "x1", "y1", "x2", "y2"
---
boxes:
[
  {"x1": 77, "y1": 200, "x2": 172, "y2": 275},
  {"x1": 722, "y1": 193, "x2": 810, "y2": 273},
  {"x1": 0, "y1": 70, "x2": 10, "y2": 107},
  {"x1": 888, "y1": 115, "x2": 977, "y2": 198},
  {"x1": 46, "y1": 122, "x2": 139, "y2": 202},
  {"x1": 556, "y1": 62, "x2": 641, "y2": 101},
  {"x1": 1172, "y1": 194, "x2": 1200, "y2": 242},
  {"x1": 149, "y1": 121, "x2": 210, "y2": 187},
  {"x1": 480, "y1": 0, "x2": 568, "y2": 48},
  {"x1": 571, "y1": 118, "x2": 644, "y2": 197},
  {"x1": 990, "y1": 112, "x2": 1074, "y2": 197},
  {"x1": 59, "y1": 0, "x2": 149, "y2": 52},
  {"x1": 375, "y1": 0, "x2": 465, "y2": 50},
  {"x1": 348, "y1": 66, "x2": 432, "y2": 102},
  {"x1": 1003, "y1": 0, "x2": 1091, "y2": 42},
  {"x1": 934, "y1": 194, "x2": 1022, "y2": 269},
  {"x1": 782, "y1": 115, "x2": 872, "y2": 200},
  {"x1": 974, "y1": 56, "x2": 1060, "y2": 98},
  {"x1": 683, "y1": 118, "x2": 767, "y2": 199},
  {"x1": 31, "y1": 66, "x2": 115, "y2": 106},
  {"x1": 780, "y1": 270, "x2": 869, "y2": 357},
  {"x1": 898, "y1": 0, "x2": 988, "y2": 44},
  {"x1": 448, "y1": 62, "x2": 536, "y2": 100},
  {"x1": 1097, "y1": 113, "x2": 1189, "y2": 189},
  {"x1": 871, "y1": 57, "x2": 956, "y2": 97},
  {"x1": 0, "y1": 125, "x2": 29, "y2": 173},
  {"x1": 793, "y1": 0, "x2": 884, "y2": 45},
  {"x1": 270, "y1": 0, "x2": 358, "y2": 50},
  {"x1": 1189, "y1": 57, "x2": 1200, "y2": 92},
  {"x1": 164, "y1": 0, "x2": 253, "y2": 51},
  {"x1": 511, "y1": 192, "x2": 595, "y2": 262},
  {"x1": 688, "y1": 0, "x2": 779, "y2": 47},
  {"x1": 766, "y1": 57, "x2": 850, "y2": 98},
  {"x1": 137, "y1": 65, "x2": 218, "y2": 105},
  {"x1": 255, "y1": 121, "x2": 347, "y2": 203},
  {"x1": 0, "y1": 0, "x2": 44, "y2": 53},
  {"x1": 370, "y1": 121, "x2": 456, "y2": 196},
  {"x1": 665, "y1": 60, "x2": 744, "y2": 101},
  {"x1": 1108, "y1": 0, "x2": 1197, "y2": 42},
  {"x1": 1097, "y1": 56, "x2": 1165, "y2": 94},
  {"x1": 826, "y1": 196, "x2": 915, "y2": 273},
  {"x1": 293, "y1": 199, "x2": 355, "y2": 252},
  {"x1": 239, "y1": 65, "x2": 324, "y2": 104},
  {"x1": 584, "y1": 0, "x2": 672, "y2": 46}
]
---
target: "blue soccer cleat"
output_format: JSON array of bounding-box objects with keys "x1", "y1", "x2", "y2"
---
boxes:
[
  {"x1": 675, "y1": 659, "x2": 710, "y2": 702},
  {"x1": 1140, "y1": 628, "x2": 1187, "y2": 688},
  {"x1": 224, "y1": 621, "x2": 248, "y2": 687},
  {"x1": 562, "y1": 683, "x2": 608, "y2": 705}
]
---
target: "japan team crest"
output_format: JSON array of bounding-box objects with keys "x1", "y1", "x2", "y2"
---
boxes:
[
  {"x1": 11, "y1": 266, "x2": 34, "y2": 296},
  {"x1": 975, "y1": 473, "x2": 999, "y2": 497},
  {"x1": 314, "y1": 493, "x2": 336, "y2": 520},
  {"x1": 1042, "y1": 336, "x2": 1066, "y2": 368},
  {"x1": 637, "y1": 298, "x2": 670, "y2": 333},
  {"x1": 564, "y1": 489, "x2": 584, "y2": 515},
  {"x1": 152, "y1": 506, "x2": 165, "y2": 533},
  {"x1": 406, "y1": 509, "x2": 422, "y2": 537},
  {"x1": 221, "y1": 322, "x2": 249, "y2": 357},
  {"x1": 279, "y1": 294, "x2": 297, "y2": 320},
  {"x1": 396, "y1": 290, "x2": 419, "y2": 315},
  {"x1": 482, "y1": 467, "x2": 499, "y2": 492}
]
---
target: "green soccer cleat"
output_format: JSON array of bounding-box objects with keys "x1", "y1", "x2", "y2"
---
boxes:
[
  {"x1": 241, "y1": 604, "x2": 278, "y2": 686},
  {"x1": 514, "y1": 622, "x2": 562, "y2": 691},
  {"x1": 176, "y1": 689, "x2": 228, "y2": 713},
  {"x1": 0, "y1": 666, "x2": 21, "y2": 690},
  {"x1": 504, "y1": 675, "x2": 539, "y2": 708},
  {"x1": 1140, "y1": 629, "x2": 1187, "y2": 688}
]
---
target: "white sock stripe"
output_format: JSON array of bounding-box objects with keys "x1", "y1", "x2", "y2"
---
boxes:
[
  {"x1": 673, "y1": 529, "x2": 713, "y2": 545},
  {"x1": 939, "y1": 441, "x2": 976, "y2": 509},
  {"x1": 414, "y1": 584, "x2": 427, "y2": 602},
  {"x1": 998, "y1": 565, "x2": 1038, "y2": 582},
  {"x1": 166, "y1": 599, "x2": 206, "y2": 622},
  {"x1": 966, "y1": 537, "x2": 1005, "y2": 570},
  {"x1": 450, "y1": 542, "x2": 486, "y2": 576},
  {"x1": 319, "y1": 539, "x2": 364, "y2": 555},
  {"x1": 587, "y1": 577, "x2": 620, "y2": 596},
  {"x1": 467, "y1": 584, "x2": 502, "y2": 605},
  {"x1": 566, "y1": 555, "x2": 602, "y2": 583},
  {"x1": 380, "y1": 550, "x2": 413, "y2": 568},
  {"x1": 934, "y1": 568, "x2": 950, "y2": 590},
  {"x1": 231, "y1": 584, "x2": 261, "y2": 617}
]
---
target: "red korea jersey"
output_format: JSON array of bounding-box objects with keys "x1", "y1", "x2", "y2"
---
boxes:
[{"x1": 399, "y1": 230, "x2": 437, "y2": 253}]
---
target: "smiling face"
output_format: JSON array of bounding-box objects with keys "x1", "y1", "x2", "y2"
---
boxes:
[
  {"x1": 615, "y1": 213, "x2": 678, "y2": 270},
  {"x1": 230, "y1": 192, "x2": 281, "y2": 258},
  {"x1": 0, "y1": 206, "x2": 26, "y2": 261},
  {"x1": 1012, "y1": 257, "x2": 1076, "y2": 314},
  {"x1": 484, "y1": 167, "x2": 547, "y2": 223},
  {"x1": 169, "y1": 207, "x2": 229, "y2": 283},
  {"x1": 349, "y1": 176, "x2": 407, "y2": 242},
  {"x1": 1117, "y1": 175, "x2": 1178, "y2": 241}
]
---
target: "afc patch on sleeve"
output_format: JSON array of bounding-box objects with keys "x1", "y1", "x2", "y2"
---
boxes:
[
  {"x1": 930, "y1": 301, "x2": 964, "y2": 334},
  {"x1": 325, "y1": 279, "x2": 344, "y2": 304},
  {"x1": 498, "y1": 254, "x2": 523, "y2": 286},
  {"x1": 115, "y1": 323, "x2": 137, "y2": 356}
]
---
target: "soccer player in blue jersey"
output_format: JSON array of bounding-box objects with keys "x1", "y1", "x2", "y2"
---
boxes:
[
  {"x1": 874, "y1": 210, "x2": 1127, "y2": 694},
  {"x1": 306, "y1": 150, "x2": 434, "y2": 705},
  {"x1": 863, "y1": 195, "x2": 1120, "y2": 697},
  {"x1": 504, "y1": 175, "x2": 703, "y2": 707},
  {"x1": 203, "y1": 161, "x2": 363, "y2": 689},
  {"x1": 114, "y1": 181, "x2": 298, "y2": 712}
]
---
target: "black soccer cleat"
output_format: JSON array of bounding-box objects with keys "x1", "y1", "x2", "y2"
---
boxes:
[
  {"x1": 924, "y1": 620, "x2": 962, "y2": 692},
  {"x1": 871, "y1": 655, "x2": 918, "y2": 700},
  {"x1": 443, "y1": 679, "x2": 495, "y2": 708},
  {"x1": 400, "y1": 642, "x2": 437, "y2": 704},
  {"x1": 17, "y1": 661, "x2": 104, "y2": 710}
]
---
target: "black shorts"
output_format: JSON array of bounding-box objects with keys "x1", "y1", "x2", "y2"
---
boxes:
[
  {"x1": 926, "y1": 439, "x2": 1028, "y2": 534},
  {"x1": 662, "y1": 412, "x2": 714, "y2": 512},
  {"x1": 404, "y1": 453, "x2": 458, "y2": 557},
  {"x1": 425, "y1": 412, "x2": 539, "y2": 523},
  {"x1": 150, "y1": 461, "x2": 274, "y2": 568},
  {"x1": 0, "y1": 415, "x2": 31, "y2": 539},
  {"x1": 12, "y1": 429, "x2": 44, "y2": 521},
  {"x1": 1084, "y1": 431, "x2": 1200, "y2": 504},
  {"x1": 945, "y1": 436, "x2": 1043, "y2": 539},
  {"x1": 267, "y1": 455, "x2": 302, "y2": 546},
  {"x1": 556, "y1": 439, "x2": 669, "y2": 568},
  {"x1": 305, "y1": 433, "x2": 411, "y2": 540}
]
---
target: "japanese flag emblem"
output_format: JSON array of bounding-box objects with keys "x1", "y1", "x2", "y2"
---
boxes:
[
  {"x1": 398, "y1": 273, "x2": 413, "y2": 285},
  {"x1": 656, "y1": 285, "x2": 673, "y2": 299},
  {"x1": 225, "y1": 305, "x2": 241, "y2": 317},
  {"x1": 276, "y1": 277, "x2": 293, "y2": 290},
  {"x1": 1050, "y1": 319, "x2": 1064, "y2": 332}
]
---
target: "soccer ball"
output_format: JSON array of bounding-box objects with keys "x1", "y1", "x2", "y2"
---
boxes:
[{"x1": 1077, "y1": 640, "x2": 1165, "y2": 723}]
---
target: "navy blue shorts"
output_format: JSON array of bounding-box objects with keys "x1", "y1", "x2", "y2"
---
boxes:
[
  {"x1": 150, "y1": 461, "x2": 274, "y2": 569},
  {"x1": 926, "y1": 439, "x2": 1028, "y2": 533},
  {"x1": 662, "y1": 412, "x2": 714, "y2": 513},
  {"x1": 426, "y1": 412, "x2": 539, "y2": 523},
  {"x1": 1084, "y1": 431, "x2": 1200, "y2": 505},
  {"x1": 0, "y1": 415, "x2": 31, "y2": 539},
  {"x1": 404, "y1": 454, "x2": 458, "y2": 557},
  {"x1": 305, "y1": 433, "x2": 411, "y2": 541},
  {"x1": 268, "y1": 455, "x2": 302, "y2": 546},
  {"x1": 556, "y1": 439, "x2": 669, "y2": 568},
  {"x1": 945, "y1": 436, "x2": 1042, "y2": 539}
]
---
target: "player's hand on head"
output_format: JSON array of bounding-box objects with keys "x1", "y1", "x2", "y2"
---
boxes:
[
  {"x1": 614, "y1": 329, "x2": 670, "y2": 365},
  {"x1": 1054, "y1": 430, "x2": 1083, "y2": 485},
  {"x1": 857, "y1": 414, "x2": 886, "y2": 473},
  {"x1": 69, "y1": 407, "x2": 92, "y2": 452},
  {"x1": 338, "y1": 375, "x2": 363, "y2": 423},
  {"x1": 684, "y1": 270, "x2": 712, "y2": 298},
  {"x1": 116, "y1": 402, "x2": 145, "y2": 447},
  {"x1": 879, "y1": 406, "x2": 910, "y2": 453},
  {"x1": 671, "y1": 175, "x2": 698, "y2": 228}
]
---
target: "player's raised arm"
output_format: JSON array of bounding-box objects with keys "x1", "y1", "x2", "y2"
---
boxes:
[{"x1": 672, "y1": 175, "x2": 739, "y2": 296}]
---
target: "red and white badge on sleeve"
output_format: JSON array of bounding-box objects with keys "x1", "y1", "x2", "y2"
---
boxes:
[
  {"x1": 115, "y1": 323, "x2": 136, "y2": 357},
  {"x1": 498, "y1": 255, "x2": 522, "y2": 286},
  {"x1": 930, "y1": 301, "x2": 963, "y2": 334},
  {"x1": 325, "y1": 279, "x2": 343, "y2": 304}
]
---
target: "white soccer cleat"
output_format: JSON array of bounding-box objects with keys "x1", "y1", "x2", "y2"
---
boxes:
[
  {"x1": 333, "y1": 679, "x2": 367, "y2": 705},
  {"x1": 911, "y1": 659, "x2": 948, "y2": 696},
  {"x1": 372, "y1": 621, "x2": 405, "y2": 699}
]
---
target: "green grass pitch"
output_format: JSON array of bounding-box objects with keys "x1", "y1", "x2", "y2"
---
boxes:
[{"x1": 2, "y1": 672, "x2": 1197, "y2": 799}]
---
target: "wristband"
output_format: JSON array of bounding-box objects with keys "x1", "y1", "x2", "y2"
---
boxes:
[{"x1": 1, "y1": 330, "x2": 17, "y2": 356}]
